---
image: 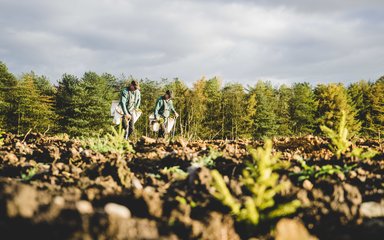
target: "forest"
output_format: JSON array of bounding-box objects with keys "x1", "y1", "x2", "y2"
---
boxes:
[
  {"x1": 1, "y1": 60, "x2": 383, "y2": 239},
  {"x1": 0, "y1": 61, "x2": 383, "y2": 140}
]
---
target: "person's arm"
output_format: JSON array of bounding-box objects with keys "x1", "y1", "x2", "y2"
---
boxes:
[
  {"x1": 120, "y1": 88, "x2": 129, "y2": 115},
  {"x1": 154, "y1": 98, "x2": 162, "y2": 119},
  {"x1": 135, "y1": 90, "x2": 141, "y2": 110}
]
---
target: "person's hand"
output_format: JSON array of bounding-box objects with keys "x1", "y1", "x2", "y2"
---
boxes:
[
  {"x1": 124, "y1": 114, "x2": 132, "y2": 121},
  {"x1": 175, "y1": 112, "x2": 179, "y2": 118}
]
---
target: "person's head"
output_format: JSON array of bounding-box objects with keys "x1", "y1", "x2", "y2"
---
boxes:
[
  {"x1": 129, "y1": 80, "x2": 139, "y2": 91},
  {"x1": 164, "y1": 90, "x2": 173, "y2": 100}
]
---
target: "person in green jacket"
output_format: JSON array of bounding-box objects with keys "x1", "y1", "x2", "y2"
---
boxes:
[
  {"x1": 120, "y1": 80, "x2": 141, "y2": 138},
  {"x1": 154, "y1": 90, "x2": 179, "y2": 138}
]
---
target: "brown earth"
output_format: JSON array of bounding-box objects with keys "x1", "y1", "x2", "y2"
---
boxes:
[{"x1": 0, "y1": 133, "x2": 383, "y2": 239}]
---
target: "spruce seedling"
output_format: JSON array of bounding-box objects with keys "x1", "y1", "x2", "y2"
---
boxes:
[{"x1": 211, "y1": 140, "x2": 300, "y2": 225}]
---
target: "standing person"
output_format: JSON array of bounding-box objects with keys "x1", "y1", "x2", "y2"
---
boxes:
[
  {"x1": 120, "y1": 80, "x2": 141, "y2": 138},
  {"x1": 154, "y1": 90, "x2": 179, "y2": 138}
]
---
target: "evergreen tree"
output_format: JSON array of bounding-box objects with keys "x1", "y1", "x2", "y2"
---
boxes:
[
  {"x1": 0, "y1": 62, "x2": 18, "y2": 131},
  {"x1": 56, "y1": 74, "x2": 83, "y2": 135},
  {"x1": 189, "y1": 78, "x2": 207, "y2": 138},
  {"x1": 203, "y1": 77, "x2": 222, "y2": 139},
  {"x1": 276, "y1": 84, "x2": 293, "y2": 136},
  {"x1": 221, "y1": 83, "x2": 245, "y2": 139},
  {"x1": 242, "y1": 87, "x2": 257, "y2": 139},
  {"x1": 348, "y1": 80, "x2": 373, "y2": 136},
  {"x1": 289, "y1": 82, "x2": 317, "y2": 135},
  {"x1": 315, "y1": 83, "x2": 361, "y2": 135},
  {"x1": 370, "y1": 77, "x2": 384, "y2": 136},
  {"x1": 29, "y1": 72, "x2": 56, "y2": 97},
  {"x1": 251, "y1": 81, "x2": 278, "y2": 139},
  {"x1": 78, "y1": 72, "x2": 116, "y2": 135},
  {"x1": 14, "y1": 74, "x2": 56, "y2": 134}
]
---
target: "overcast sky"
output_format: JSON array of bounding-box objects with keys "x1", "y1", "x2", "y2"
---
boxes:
[{"x1": 0, "y1": 0, "x2": 383, "y2": 86}]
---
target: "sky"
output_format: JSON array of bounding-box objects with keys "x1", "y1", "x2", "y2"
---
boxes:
[{"x1": 0, "y1": 0, "x2": 383, "y2": 86}]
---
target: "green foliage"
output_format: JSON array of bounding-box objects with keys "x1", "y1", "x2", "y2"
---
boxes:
[
  {"x1": 0, "y1": 62, "x2": 18, "y2": 130},
  {"x1": 276, "y1": 85, "x2": 293, "y2": 136},
  {"x1": 315, "y1": 83, "x2": 361, "y2": 135},
  {"x1": 1, "y1": 59, "x2": 383, "y2": 139},
  {"x1": 21, "y1": 164, "x2": 40, "y2": 181},
  {"x1": 203, "y1": 77, "x2": 223, "y2": 139},
  {"x1": 56, "y1": 72, "x2": 117, "y2": 136},
  {"x1": 291, "y1": 157, "x2": 356, "y2": 182},
  {"x1": 189, "y1": 78, "x2": 208, "y2": 138},
  {"x1": 14, "y1": 73, "x2": 56, "y2": 134},
  {"x1": 210, "y1": 140, "x2": 300, "y2": 225},
  {"x1": 0, "y1": 129, "x2": 4, "y2": 146},
  {"x1": 348, "y1": 79, "x2": 384, "y2": 137},
  {"x1": 160, "y1": 166, "x2": 188, "y2": 180},
  {"x1": 221, "y1": 83, "x2": 246, "y2": 139},
  {"x1": 290, "y1": 82, "x2": 317, "y2": 135},
  {"x1": 251, "y1": 81, "x2": 279, "y2": 138},
  {"x1": 320, "y1": 111, "x2": 352, "y2": 159},
  {"x1": 193, "y1": 148, "x2": 221, "y2": 168},
  {"x1": 81, "y1": 125, "x2": 133, "y2": 154},
  {"x1": 320, "y1": 111, "x2": 378, "y2": 159}
]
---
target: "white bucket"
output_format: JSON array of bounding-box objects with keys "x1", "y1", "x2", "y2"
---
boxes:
[
  {"x1": 111, "y1": 100, "x2": 141, "y2": 125},
  {"x1": 149, "y1": 114, "x2": 176, "y2": 133}
]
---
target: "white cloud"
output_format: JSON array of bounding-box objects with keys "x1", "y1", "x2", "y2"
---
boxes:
[{"x1": 0, "y1": 0, "x2": 383, "y2": 85}]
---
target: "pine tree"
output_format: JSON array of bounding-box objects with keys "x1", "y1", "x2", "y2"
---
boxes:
[
  {"x1": 28, "y1": 72, "x2": 56, "y2": 97},
  {"x1": 0, "y1": 62, "x2": 18, "y2": 131},
  {"x1": 56, "y1": 74, "x2": 84, "y2": 135},
  {"x1": 203, "y1": 77, "x2": 222, "y2": 139},
  {"x1": 221, "y1": 83, "x2": 245, "y2": 139},
  {"x1": 276, "y1": 84, "x2": 293, "y2": 136},
  {"x1": 242, "y1": 87, "x2": 257, "y2": 139},
  {"x1": 315, "y1": 83, "x2": 361, "y2": 135},
  {"x1": 289, "y1": 82, "x2": 317, "y2": 135},
  {"x1": 189, "y1": 78, "x2": 207, "y2": 138},
  {"x1": 14, "y1": 73, "x2": 56, "y2": 134},
  {"x1": 78, "y1": 72, "x2": 116, "y2": 135},
  {"x1": 370, "y1": 77, "x2": 384, "y2": 136},
  {"x1": 251, "y1": 81, "x2": 278, "y2": 139},
  {"x1": 348, "y1": 80, "x2": 373, "y2": 136}
]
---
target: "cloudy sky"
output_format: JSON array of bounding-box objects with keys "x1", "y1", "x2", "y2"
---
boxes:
[{"x1": 0, "y1": 0, "x2": 383, "y2": 85}]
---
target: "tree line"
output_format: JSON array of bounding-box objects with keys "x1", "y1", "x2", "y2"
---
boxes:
[{"x1": 0, "y1": 61, "x2": 383, "y2": 139}]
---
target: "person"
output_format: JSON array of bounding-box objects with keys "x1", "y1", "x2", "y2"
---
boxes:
[
  {"x1": 154, "y1": 90, "x2": 179, "y2": 138},
  {"x1": 120, "y1": 80, "x2": 141, "y2": 138}
]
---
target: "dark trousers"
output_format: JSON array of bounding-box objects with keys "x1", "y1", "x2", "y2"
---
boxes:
[
  {"x1": 122, "y1": 117, "x2": 134, "y2": 138},
  {"x1": 158, "y1": 122, "x2": 166, "y2": 138},
  {"x1": 158, "y1": 117, "x2": 168, "y2": 138}
]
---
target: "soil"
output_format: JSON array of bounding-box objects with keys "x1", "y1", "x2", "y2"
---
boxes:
[{"x1": 0, "y1": 133, "x2": 383, "y2": 239}]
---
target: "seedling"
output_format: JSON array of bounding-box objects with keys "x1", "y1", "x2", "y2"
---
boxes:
[
  {"x1": 193, "y1": 148, "x2": 221, "y2": 168},
  {"x1": 210, "y1": 140, "x2": 300, "y2": 225},
  {"x1": 161, "y1": 166, "x2": 188, "y2": 180},
  {"x1": 291, "y1": 157, "x2": 356, "y2": 182},
  {"x1": 321, "y1": 111, "x2": 378, "y2": 160},
  {"x1": 21, "y1": 164, "x2": 40, "y2": 181},
  {"x1": 81, "y1": 124, "x2": 134, "y2": 154},
  {"x1": 320, "y1": 111, "x2": 351, "y2": 159}
]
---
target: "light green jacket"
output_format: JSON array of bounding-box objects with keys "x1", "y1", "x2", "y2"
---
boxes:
[
  {"x1": 154, "y1": 96, "x2": 176, "y2": 119},
  {"x1": 120, "y1": 88, "x2": 141, "y2": 115}
]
